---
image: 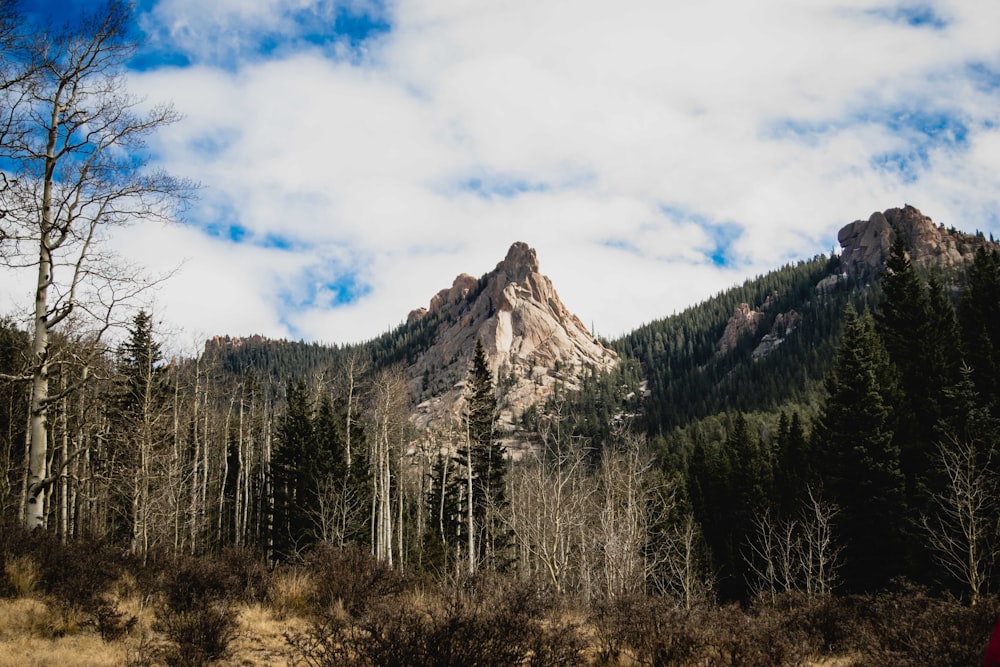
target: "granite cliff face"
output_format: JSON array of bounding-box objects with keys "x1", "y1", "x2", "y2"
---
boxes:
[
  {"x1": 407, "y1": 242, "x2": 616, "y2": 434},
  {"x1": 837, "y1": 205, "x2": 989, "y2": 276},
  {"x1": 716, "y1": 296, "x2": 800, "y2": 362}
]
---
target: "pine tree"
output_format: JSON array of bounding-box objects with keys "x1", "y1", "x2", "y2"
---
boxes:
[
  {"x1": 816, "y1": 305, "x2": 907, "y2": 592},
  {"x1": 271, "y1": 381, "x2": 315, "y2": 560},
  {"x1": 722, "y1": 413, "x2": 772, "y2": 600},
  {"x1": 875, "y1": 238, "x2": 957, "y2": 550},
  {"x1": 774, "y1": 410, "x2": 813, "y2": 517},
  {"x1": 113, "y1": 310, "x2": 171, "y2": 557},
  {"x1": 960, "y1": 247, "x2": 1000, "y2": 409},
  {"x1": 466, "y1": 340, "x2": 511, "y2": 569}
]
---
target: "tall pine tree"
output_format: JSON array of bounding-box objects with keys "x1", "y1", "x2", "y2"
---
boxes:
[
  {"x1": 467, "y1": 340, "x2": 510, "y2": 569},
  {"x1": 816, "y1": 304, "x2": 907, "y2": 592}
]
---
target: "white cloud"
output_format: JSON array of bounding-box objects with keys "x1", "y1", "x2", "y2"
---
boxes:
[{"x1": 60, "y1": 0, "x2": 1000, "y2": 345}]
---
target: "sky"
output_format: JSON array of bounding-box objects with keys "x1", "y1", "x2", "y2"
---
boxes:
[{"x1": 8, "y1": 0, "x2": 1000, "y2": 347}]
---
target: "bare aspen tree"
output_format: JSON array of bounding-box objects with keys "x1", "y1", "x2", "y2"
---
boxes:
[
  {"x1": 747, "y1": 508, "x2": 799, "y2": 602},
  {"x1": 507, "y1": 408, "x2": 592, "y2": 593},
  {"x1": 341, "y1": 349, "x2": 366, "y2": 470},
  {"x1": 595, "y1": 429, "x2": 673, "y2": 599},
  {"x1": 660, "y1": 512, "x2": 714, "y2": 609},
  {"x1": 923, "y1": 437, "x2": 998, "y2": 606},
  {"x1": 366, "y1": 366, "x2": 407, "y2": 566},
  {"x1": 747, "y1": 487, "x2": 839, "y2": 599},
  {"x1": 799, "y1": 486, "x2": 839, "y2": 597},
  {"x1": 0, "y1": 2, "x2": 190, "y2": 529}
]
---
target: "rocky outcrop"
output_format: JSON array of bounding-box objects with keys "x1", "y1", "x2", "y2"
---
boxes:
[
  {"x1": 717, "y1": 303, "x2": 764, "y2": 358},
  {"x1": 407, "y1": 242, "x2": 617, "y2": 434},
  {"x1": 838, "y1": 205, "x2": 990, "y2": 277},
  {"x1": 752, "y1": 310, "x2": 800, "y2": 361},
  {"x1": 717, "y1": 297, "x2": 800, "y2": 362}
]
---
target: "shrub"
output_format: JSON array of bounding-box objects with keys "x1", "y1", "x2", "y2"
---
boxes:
[
  {"x1": 305, "y1": 544, "x2": 412, "y2": 616},
  {"x1": 288, "y1": 569, "x2": 587, "y2": 667},
  {"x1": 155, "y1": 555, "x2": 240, "y2": 666},
  {"x1": 592, "y1": 595, "x2": 706, "y2": 666},
  {"x1": 4, "y1": 554, "x2": 40, "y2": 597},
  {"x1": 858, "y1": 583, "x2": 998, "y2": 667},
  {"x1": 268, "y1": 566, "x2": 316, "y2": 618},
  {"x1": 156, "y1": 604, "x2": 240, "y2": 667},
  {"x1": 218, "y1": 545, "x2": 270, "y2": 604}
]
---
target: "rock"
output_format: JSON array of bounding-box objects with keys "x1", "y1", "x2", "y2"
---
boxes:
[
  {"x1": 837, "y1": 205, "x2": 990, "y2": 277},
  {"x1": 717, "y1": 303, "x2": 764, "y2": 357},
  {"x1": 407, "y1": 242, "x2": 616, "y2": 434},
  {"x1": 752, "y1": 310, "x2": 801, "y2": 361}
]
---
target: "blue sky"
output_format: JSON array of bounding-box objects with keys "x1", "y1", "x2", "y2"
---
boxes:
[{"x1": 9, "y1": 0, "x2": 1000, "y2": 344}]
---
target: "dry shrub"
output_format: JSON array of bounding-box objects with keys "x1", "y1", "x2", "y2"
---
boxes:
[
  {"x1": 154, "y1": 555, "x2": 240, "y2": 667},
  {"x1": 760, "y1": 591, "x2": 863, "y2": 657},
  {"x1": 4, "y1": 554, "x2": 40, "y2": 597},
  {"x1": 709, "y1": 601, "x2": 813, "y2": 667},
  {"x1": 287, "y1": 569, "x2": 586, "y2": 667},
  {"x1": 268, "y1": 566, "x2": 316, "y2": 618},
  {"x1": 217, "y1": 545, "x2": 270, "y2": 604},
  {"x1": 592, "y1": 595, "x2": 707, "y2": 666},
  {"x1": 155, "y1": 603, "x2": 240, "y2": 667},
  {"x1": 593, "y1": 592, "x2": 856, "y2": 667},
  {"x1": 304, "y1": 543, "x2": 412, "y2": 616},
  {"x1": 95, "y1": 596, "x2": 138, "y2": 641},
  {"x1": 856, "y1": 583, "x2": 998, "y2": 667}
]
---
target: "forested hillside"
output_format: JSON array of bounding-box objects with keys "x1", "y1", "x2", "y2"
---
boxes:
[{"x1": 614, "y1": 253, "x2": 848, "y2": 433}]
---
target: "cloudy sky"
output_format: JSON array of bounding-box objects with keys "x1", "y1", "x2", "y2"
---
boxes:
[{"x1": 10, "y1": 0, "x2": 1000, "y2": 346}]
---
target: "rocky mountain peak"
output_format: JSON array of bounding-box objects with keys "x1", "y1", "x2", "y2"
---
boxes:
[
  {"x1": 407, "y1": 242, "x2": 616, "y2": 436},
  {"x1": 498, "y1": 241, "x2": 540, "y2": 282},
  {"x1": 837, "y1": 204, "x2": 989, "y2": 276}
]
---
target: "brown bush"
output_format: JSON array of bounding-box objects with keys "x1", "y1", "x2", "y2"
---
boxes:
[
  {"x1": 154, "y1": 555, "x2": 240, "y2": 666},
  {"x1": 288, "y1": 567, "x2": 586, "y2": 667},
  {"x1": 155, "y1": 603, "x2": 240, "y2": 667},
  {"x1": 304, "y1": 544, "x2": 413, "y2": 616},
  {"x1": 592, "y1": 594, "x2": 706, "y2": 666},
  {"x1": 855, "y1": 583, "x2": 998, "y2": 667}
]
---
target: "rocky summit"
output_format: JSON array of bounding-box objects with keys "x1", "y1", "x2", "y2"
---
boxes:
[
  {"x1": 406, "y1": 242, "x2": 616, "y2": 436},
  {"x1": 722, "y1": 205, "x2": 994, "y2": 365},
  {"x1": 838, "y1": 205, "x2": 989, "y2": 276}
]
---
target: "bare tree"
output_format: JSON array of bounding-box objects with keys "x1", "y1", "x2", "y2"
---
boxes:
[
  {"x1": 660, "y1": 512, "x2": 714, "y2": 610},
  {"x1": 799, "y1": 486, "x2": 839, "y2": 597},
  {"x1": 365, "y1": 366, "x2": 407, "y2": 566},
  {"x1": 506, "y1": 408, "x2": 592, "y2": 593},
  {"x1": 0, "y1": 2, "x2": 190, "y2": 529},
  {"x1": 747, "y1": 508, "x2": 799, "y2": 602},
  {"x1": 923, "y1": 437, "x2": 999, "y2": 606},
  {"x1": 746, "y1": 486, "x2": 840, "y2": 599},
  {"x1": 594, "y1": 428, "x2": 674, "y2": 599}
]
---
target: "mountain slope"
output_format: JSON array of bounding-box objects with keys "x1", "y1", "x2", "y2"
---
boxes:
[
  {"x1": 406, "y1": 241, "x2": 617, "y2": 432},
  {"x1": 614, "y1": 204, "x2": 996, "y2": 436}
]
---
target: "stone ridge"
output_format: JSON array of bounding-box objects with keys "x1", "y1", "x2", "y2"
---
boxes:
[
  {"x1": 406, "y1": 242, "x2": 616, "y2": 436},
  {"x1": 838, "y1": 204, "x2": 990, "y2": 276}
]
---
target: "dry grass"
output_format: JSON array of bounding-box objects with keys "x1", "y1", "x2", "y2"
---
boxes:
[
  {"x1": 4, "y1": 555, "x2": 40, "y2": 597},
  {"x1": 0, "y1": 598, "x2": 125, "y2": 667},
  {"x1": 267, "y1": 566, "x2": 316, "y2": 618},
  {"x1": 228, "y1": 602, "x2": 309, "y2": 666},
  {"x1": 0, "y1": 595, "x2": 868, "y2": 667},
  {"x1": 0, "y1": 634, "x2": 128, "y2": 667}
]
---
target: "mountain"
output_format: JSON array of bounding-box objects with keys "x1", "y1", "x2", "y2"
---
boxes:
[
  {"x1": 206, "y1": 204, "x2": 994, "y2": 446},
  {"x1": 615, "y1": 204, "x2": 997, "y2": 437},
  {"x1": 406, "y1": 241, "x2": 617, "y2": 434}
]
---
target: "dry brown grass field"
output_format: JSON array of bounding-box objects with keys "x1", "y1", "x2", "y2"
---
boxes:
[{"x1": 1, "y1": 537, "x2": 996, "y2": 666}]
